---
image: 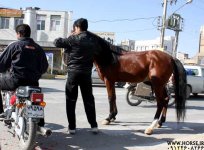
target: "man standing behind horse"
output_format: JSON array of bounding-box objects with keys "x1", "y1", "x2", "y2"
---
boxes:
[{"x1": 54, "y1": 18, "x2": 98, "y2": 134}]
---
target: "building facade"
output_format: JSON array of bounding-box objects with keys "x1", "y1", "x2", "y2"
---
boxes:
[
  {"x1": 197, "y1": 26, "x2": 204, "y2": 65},
  {"x1": 0, "y1": 7, "x2": 73, "y2": 72},
  {"x1": 183, "y1": 26, "x2": 204, "y2": 65},
  {"x1": 120, "y1": 40, "x2": 135, "y2": 51},
  {"x1": 177, "y1": 52, "x2": 189, "y2": 64},
  {"x1": 94, "y1": 32, "x2": 115, "y2": 44},
  {"x1": 120, "y1": 36, "x2": 175, "y2": 55}
]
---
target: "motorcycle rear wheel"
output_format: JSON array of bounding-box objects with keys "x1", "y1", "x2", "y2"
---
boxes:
[
  {"x1": 19, "y1": 110, "x2": 37, "y2": 150},
  {"x1": 126, "y1": 86, "x2": 142, "y2": 106}
]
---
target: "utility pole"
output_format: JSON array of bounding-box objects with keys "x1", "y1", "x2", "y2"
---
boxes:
[
  {"x1": 160, "y1": 0, "x2": 168, "y2": 49},
  {"x1": 160, "y1": 0, "x2": 192, "y2": 55},
  {"x1": 172, "y1": 30, "x2": 179, "y2": 57},
  {"x1": 167, "y1": 13, "x2": 183, "y2": 58}
]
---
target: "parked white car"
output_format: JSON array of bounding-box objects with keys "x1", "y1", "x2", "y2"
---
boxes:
[
  {"x1": 92, "y1": 67, "x2": 125, "y2": 88},
  {"x1": 65, "y1": 66, "x2": 125, "y2": 87},
  {"x1": 184, "y1": 65, "x2": 204, "y2": 98}
]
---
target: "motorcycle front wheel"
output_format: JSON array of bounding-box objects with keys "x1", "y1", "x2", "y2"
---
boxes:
[
  {"x1": 19, "y1": 110, "x2": 37, "y2": 150},
  {"x1": 126, "y1": 86, "x2": 142, "y2": 106}
]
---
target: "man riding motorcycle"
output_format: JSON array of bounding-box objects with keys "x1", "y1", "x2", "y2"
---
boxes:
[{"x1": 0, "y1": 24, "x2": 48, "y2": 125}]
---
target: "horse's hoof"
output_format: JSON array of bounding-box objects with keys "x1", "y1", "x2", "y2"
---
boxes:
[
  {"x1": 144, "y1": 128, "x2": 153, "y2": 135},
  {"x1": 101, "y1": 119, "x2": 110, "y2": 125},
  {"x1": 156, "y1": 124, "x2": 162, "y2": 128}
]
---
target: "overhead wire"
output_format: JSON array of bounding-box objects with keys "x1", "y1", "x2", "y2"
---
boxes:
[
  {"x1": 0, "y1": 3, "x2": 167, "y2": 40},
  {"x1": 88, "y1": 16, "x2": 157, "y2": 23},
  {"x1": 0, "y1": 3, "x2": 160, "y2": 33}
]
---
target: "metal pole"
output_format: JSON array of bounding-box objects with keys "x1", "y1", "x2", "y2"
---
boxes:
[
  {"x1": 160, "y1": 0, "x2": 168, "y2": 48},
  {"x1": 173, "y1": 30, "x2": 179, "y2": 58}
]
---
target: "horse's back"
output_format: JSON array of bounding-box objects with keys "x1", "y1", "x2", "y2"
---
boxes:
[
  {"x1": 120, "y1": 50, "x2": 172, "y2": 69},
  {"x1": 118, "y1": 50, "x2": 173, "y2": 83}
]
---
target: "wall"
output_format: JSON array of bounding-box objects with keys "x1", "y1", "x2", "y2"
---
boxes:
[
  {"x1": 0, "y1": 8, "x2": 73, "y2": 71},
  {"x1": 35, "y1": 10, "x2": 70, "y2": 41}
]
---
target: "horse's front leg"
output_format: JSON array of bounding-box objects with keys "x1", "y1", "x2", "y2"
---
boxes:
[
  {"x1": 157, "y1": 88, "x2": 170, "y2": 128},
  {"x1": 102, "y1": 80, "x2": 117, "y2": 125},
  {"x1": 145, "y1": 104, "x2": 163, "y2": 135},
  {"x1": 145, "y1": 86, "x2": 166, "y2": 135}
]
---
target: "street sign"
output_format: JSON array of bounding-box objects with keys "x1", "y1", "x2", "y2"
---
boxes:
[{"x1": 0, "y1": 8, "x2": 23, "y2": 17}]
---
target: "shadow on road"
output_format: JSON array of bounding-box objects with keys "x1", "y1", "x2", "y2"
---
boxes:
[
  {"x1": 113, "y1": 121, "x2": 204, "y2": 135},
  {"x1": 35, "y1": 121, "x2": 204, "y2": 150},
  {"x1": 154, "y1": 121, "x2": 204, "y2": 135},
  {"x1": 36, "y1": 128, "x2": 164, "y2": 150},
  {"x1": 188, "y1": 95, "x2": 204, "y2": 101},
  {"x1": 42, "y1": 87, "x2": 64, "y2": 93},
  {"x1": 44, "y1": 123, "x2": 65, "y2": 131},
  {"x1": 186, "y1": 105, "x2": 204, "y2": 110}
]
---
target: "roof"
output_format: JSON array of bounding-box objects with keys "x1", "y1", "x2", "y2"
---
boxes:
[{"x1": 0, "y1": 39, "x2": 55, "y2": 47}]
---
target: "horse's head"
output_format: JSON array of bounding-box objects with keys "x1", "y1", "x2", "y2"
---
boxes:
[{"x1": 88, "y1": 31, "x2": 125, "y2": 67}]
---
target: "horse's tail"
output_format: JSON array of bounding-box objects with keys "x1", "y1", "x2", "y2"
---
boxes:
[{"x1": 172, "y1": 58, "x2": 187, "y2": 122}]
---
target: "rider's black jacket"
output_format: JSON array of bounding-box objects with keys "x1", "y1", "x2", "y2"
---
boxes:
[
  {"x1": 0, "y1": 37, "x2": 48, "y2": 82},
  {"x1": 54, "y1": 31, "x2": 97, "y2": 73}
]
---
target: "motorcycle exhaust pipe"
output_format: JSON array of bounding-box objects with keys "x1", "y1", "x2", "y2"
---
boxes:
[{"x1": 37, "y1": 126, "x2": 52, "y2": 137}]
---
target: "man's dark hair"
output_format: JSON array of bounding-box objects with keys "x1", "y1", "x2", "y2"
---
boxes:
[
  {"x1": 15, "y1": 24, "x2": 31, "y2": 37},
  {"x1": 73, "y1": 18, "x2": 88, "y2": 31}
]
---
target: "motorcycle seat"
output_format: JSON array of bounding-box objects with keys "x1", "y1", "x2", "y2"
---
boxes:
[{"x1": 16, "y1": 86, "x2": 41, "y2": 98}]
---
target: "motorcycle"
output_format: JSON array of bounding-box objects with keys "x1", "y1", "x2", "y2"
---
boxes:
[
  {"x1": 125, "y1": 82, "x2": 175, "y2": 106},
  {"x1": 0, "y1": 86, "x2": 52, "y2": 150}
]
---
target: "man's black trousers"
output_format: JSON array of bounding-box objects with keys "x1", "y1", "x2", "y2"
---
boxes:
[{"x1": 65, "y1": 71, "x2": 98, "y2": 130}]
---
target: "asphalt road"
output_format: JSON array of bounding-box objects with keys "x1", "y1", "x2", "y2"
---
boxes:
[{"x1": 0, "y1": 79, "x2": 204, "y2": 150}]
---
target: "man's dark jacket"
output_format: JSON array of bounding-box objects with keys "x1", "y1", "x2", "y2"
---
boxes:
[
  {"x1": 54, "y1": 31, "x2": 97, "y2": 73},
  {"x1": 0, "y1": 37, "x2": 48, "y2": 82}
]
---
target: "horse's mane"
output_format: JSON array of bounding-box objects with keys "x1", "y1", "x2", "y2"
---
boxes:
[{"x1": 87, "y1": 31, "x2": 127, "y2": 67}]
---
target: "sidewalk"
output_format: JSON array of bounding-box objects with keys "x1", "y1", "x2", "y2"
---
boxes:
[{"x1": 55, "y1": 75, "x2": 66, "y2": 79}]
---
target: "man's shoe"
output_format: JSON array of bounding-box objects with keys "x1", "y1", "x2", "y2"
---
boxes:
[
  {"x1": 68, "y1": 129, "x2": 76, "y2": 135},
  {"x1": 91, "y1": 127, "x2": 99, "y2": 134},
  {"x1": 0, "y1": 113, "x2": 6, "y2": 121},
  {"x1": 4, "y1": 118, "x2": 12, "y2": 125}
]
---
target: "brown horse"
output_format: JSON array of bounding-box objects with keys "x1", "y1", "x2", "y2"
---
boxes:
[{"x1": 91, "y1": 32, "x2": 187, "y2": 135}]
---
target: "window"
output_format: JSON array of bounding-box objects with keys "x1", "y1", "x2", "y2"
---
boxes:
[
  {"x1": 164, "y1": 46, "x2": 167, "y2": 50},
  {"x1": 185, "y1": 69, "x2": 198, "y2": 76},
  {"x1": 135, "y1": 46, "x2": 138, "y2": 50},
  {"x1": 0, "y1": 17, "x2": 10, "y2": 29},
  {"x1": 193, "y1": 69, "x2": 199, "y2": 76},
  {"x1": 14, "y1": 18, "x2": 23, "y2": 28},
  {"x1": 37, "y1": 15, "x2": 46, "y2": 30},
  {"x1": 50, "y1": 15, "x2": 61, "y2": 31}
]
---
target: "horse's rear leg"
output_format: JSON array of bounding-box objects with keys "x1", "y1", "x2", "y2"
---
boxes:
[
  {"x1": 145, "y1": 86, "x2": 167, "y2": 135},
  {"x1": 102, "y1": 80, "x2": 117, "y2": 125}
]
